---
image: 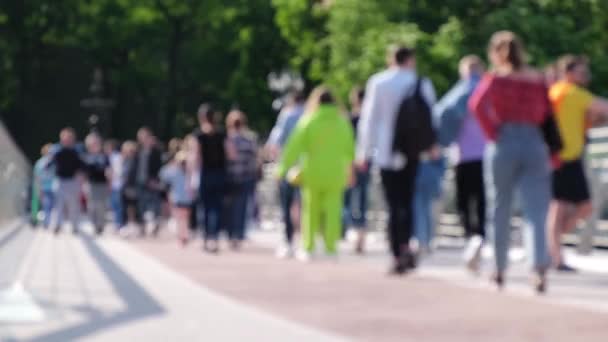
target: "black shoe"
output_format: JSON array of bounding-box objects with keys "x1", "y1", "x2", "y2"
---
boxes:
[
  {"x1": 533, "y1": 271, "x2": 547, "y2": 294},
  {"x1": 491, "y1": 272, "x2": 505, "y2": 290},
  {"x1": 403, "y1": 251, "x2": 418, "y2": 270},
  {"x1": 555, "y1": 263, "x2": 577, "y2": 273},
  {"x1": 388, "y1": 256, "x2": 411, "y2": 276},
  {"x1": 388, "y1": 261, "x2": 407, "y2": 276}
]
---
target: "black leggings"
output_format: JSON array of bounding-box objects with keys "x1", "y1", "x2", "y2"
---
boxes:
[{"x1": 455, "y1": 160, "x2": 486, "y2": 238}]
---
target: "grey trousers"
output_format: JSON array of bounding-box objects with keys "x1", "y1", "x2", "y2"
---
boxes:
[
  {"x1": 88, "y1": 183, "x2": 108, "y2": 232},
  {"x1": 52, "y1": 178, "x2": 81, "y2": 232}
]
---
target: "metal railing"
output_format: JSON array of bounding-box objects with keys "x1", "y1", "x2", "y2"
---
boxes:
[
  {"x1": 258, "y1": 127, "x2": 608, "y2": 252},
  {"x1": 579, "y1": 126, "x2": 608, "y2": 253}
]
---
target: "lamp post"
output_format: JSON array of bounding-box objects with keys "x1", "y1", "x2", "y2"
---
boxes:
[
  {"x1": 267, "y1": 70, "x2": 305, "y2": 112},
  {"x1": 80, "y1": 68, "x2": 115, "y2": 137}
]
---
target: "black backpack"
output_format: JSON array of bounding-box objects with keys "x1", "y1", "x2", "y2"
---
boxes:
[{"x1": 392, "y1": 77, "x2": 436, "y2": 158}]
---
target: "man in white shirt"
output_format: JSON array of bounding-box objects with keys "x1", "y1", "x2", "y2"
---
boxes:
[{"x1": 357, "y1": 46, "x2": 437, "y2": 274}]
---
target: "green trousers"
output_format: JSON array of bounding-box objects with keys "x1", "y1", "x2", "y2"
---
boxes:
[{"x1": 300, "y1": 187, "x2": 343, "y2": 254}]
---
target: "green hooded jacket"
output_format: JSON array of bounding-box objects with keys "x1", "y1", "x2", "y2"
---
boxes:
[{"x1": 277, "y1": 104, "x2": 355, "y2": 190}]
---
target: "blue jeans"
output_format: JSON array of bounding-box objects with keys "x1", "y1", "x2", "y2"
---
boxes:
[
  {"x1": 136, "y1": 185, "x2": 161, "y2": 223},
  {"x1": 343, "y1": 169, "x2": 370, "y2": 230},
  {"x1": 41, "y1": 190, "x2": 55, "y2": 228},
  {"x1": 414, "y1": 188, "x2": 434, "y2": 249},
  {"x1": 110, "y1": 189, "x2": 125, "y2": 228},
  {"x1": 227, "y1": 180, "x2": 255, "y2": 241},
  {"x1": 485, "y1": 124, "x2": 551, "y2": 272},
  {"x1": 201, "y1": 170, "x2": 226, "y2": 240},
  {"x1": 413, "y1": 159, "x2": 444, "y2": 249},
  {"x1": 279, "y1": 180, "x2": 298, "y2": 244}
]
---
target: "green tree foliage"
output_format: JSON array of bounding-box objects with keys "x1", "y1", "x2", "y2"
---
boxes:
[
  {"x1": 2, "y1": 0, "x2": 608, "y2": 160},
  {"x1": 0, "y1": 0, "x2": 290, "y2": 159},
  {"x1": 273, "y1": 0, "x2": 608, "y2": 102}
]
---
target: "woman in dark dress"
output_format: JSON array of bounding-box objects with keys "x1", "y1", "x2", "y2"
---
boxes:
[{"x1": 195, "y1": 104, "x2": 235, "y2": 253}]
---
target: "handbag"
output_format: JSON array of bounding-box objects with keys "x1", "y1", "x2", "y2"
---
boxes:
[{"x1": 286, "y1": 166, "x2": 302, "y2": 186}]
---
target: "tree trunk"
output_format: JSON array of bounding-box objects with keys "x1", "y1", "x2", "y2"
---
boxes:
[{"x1": 163, "y1": 20, "x2": 182, "y2": 140}]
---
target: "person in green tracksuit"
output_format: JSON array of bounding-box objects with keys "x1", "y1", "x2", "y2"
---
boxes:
[{"x1": 277, "y1": 86, "x2": 355, "y2": 260}]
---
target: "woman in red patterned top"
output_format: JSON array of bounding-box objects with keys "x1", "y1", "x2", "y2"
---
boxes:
[{"x1": 469, "y1": 31, "x2": 551, "y2": 294}]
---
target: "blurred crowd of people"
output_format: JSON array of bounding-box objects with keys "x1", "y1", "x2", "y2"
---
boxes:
[
  {"x1": 32, "y1": 107, "x2": 261, "y2": 253},
  {"x1": 31, "y1": 30, "x2": 608, "y2": 295}
]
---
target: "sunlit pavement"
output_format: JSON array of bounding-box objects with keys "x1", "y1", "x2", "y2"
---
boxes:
[{"x1": 1, "y1": 219, "x2": 608, "y2": 341}]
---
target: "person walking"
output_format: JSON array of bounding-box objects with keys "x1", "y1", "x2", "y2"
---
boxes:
[
  {"x1": 266, "y1": 92, "x2": 306, "y2": 258},
  {"x1": 343, "y1": 87, "x2": 370, "y2": 253},
  {"x1": 84, "y1": 133, "x2": 110, "y2": 235},
  {"x1": 48, "y1": 128, "x2": 86, "y2": 235},
  {"x1": 182, "y1": 134, "x2": 202, "y2": 234},
  {"x1": 33, "y1": 143, "x2": 56, "y2": 229},
  {"x1": 106, "y1": 140, "x2": 126, "y2": 230},
  {"x1": 195, "y1": 104, "x2": 233, "y2": 253},
  {"x1": 436, "y1": 55, "x2": 487, "y2": 272},
  {"x1": 277, "y1": 87, "x2": 355, "y2": 261},
  {"x1": 356, "y1": 46, "x2": 437, "y2": 274},
  {"x1": 160, "y1": 150, "x2": 195, "y2": 246},
  {"x1": 547, "y1": 54, "x2": 608, "y2": 271},
  {"x1": 120, "y1": 141, "x2": 139, "y2": 234},
  {"x1": 129, "y1": 127, "x2": 163, "y2": 237},
  {"x1": 226, "y1": 110, "x2": 259, "y2": 250},
  {"x1": 469, "y1": 31, "x2": 553, "y2": 293}
]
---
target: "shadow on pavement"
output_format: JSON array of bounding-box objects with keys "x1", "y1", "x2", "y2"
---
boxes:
[
  {"x1": 0, "y1": 222, "x2": 23, "y2": 249},
  {"x1": 25, "y1": 234, "x2": 165, "y2": 342}
]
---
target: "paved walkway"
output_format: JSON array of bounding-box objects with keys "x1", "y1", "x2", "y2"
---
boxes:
[
  {"x1": 1, "y1": 220, "x2": 608, "y2": 341},
  {"x1": 0, "y1": 222, "x2": 342, "y2": 342}
]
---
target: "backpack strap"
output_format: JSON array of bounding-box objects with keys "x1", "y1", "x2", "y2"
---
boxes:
[{"x1": 414, "y1": 76, "x2": 424, "y2": 98}]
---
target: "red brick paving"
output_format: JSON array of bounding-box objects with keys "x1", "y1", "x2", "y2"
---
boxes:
[{"x1": 130, "y1": 237, "x2": 608, "y2": 342}]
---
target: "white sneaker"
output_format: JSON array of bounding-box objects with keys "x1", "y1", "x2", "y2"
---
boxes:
[
  {"x1": 296, "y1": 250, "x2": 312, "y2": 263},
  {"x1": 463, "y1": 235, "x2": 484, "y2": 273},
  {"x1": 275, "y1": 245, "x2": 294, "y2": 259},
  {"x1": 120, "y1": 225, "x2": 135, "y2": 239}
]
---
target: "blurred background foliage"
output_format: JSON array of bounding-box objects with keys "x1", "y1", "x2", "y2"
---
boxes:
[{"x1": 2, "y1": 0, "x2": 607, "y2": 160}]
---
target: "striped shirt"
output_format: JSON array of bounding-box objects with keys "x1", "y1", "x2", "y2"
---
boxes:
[{"x1": 228, "y1": 132, "x2": 258, "y2": 184}]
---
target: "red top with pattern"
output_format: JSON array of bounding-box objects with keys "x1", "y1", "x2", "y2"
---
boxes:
[{"x1": 468, "y1": 73, "x2": 550, "y2": 141}]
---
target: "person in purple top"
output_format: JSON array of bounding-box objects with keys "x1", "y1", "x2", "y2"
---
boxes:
[{"x1": 436, "y1": 55, "x2": 487, "y2": 272}]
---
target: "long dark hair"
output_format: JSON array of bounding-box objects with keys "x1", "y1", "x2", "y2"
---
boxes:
[{"x1": 489, "y1": 31, "x2": 525, "y2": 71}]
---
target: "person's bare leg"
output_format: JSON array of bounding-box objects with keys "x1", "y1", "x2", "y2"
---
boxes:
[
  {"x1": 547, "y1": 201, "x2": 568, "y2": 266},
  {"x1": 561, "y1": 201, "x2": 593, "y2": 234},
  {"x1": 355, "y1": 230, "x2": 367, "y2": 254},
  {"x1": 174, "y1": 207, "x2": 190, "y2": 246}
]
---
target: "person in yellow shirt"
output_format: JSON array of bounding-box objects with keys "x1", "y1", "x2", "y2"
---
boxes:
[{"x1": 548, "y1": 55, "x2": 608, "y2": 271}]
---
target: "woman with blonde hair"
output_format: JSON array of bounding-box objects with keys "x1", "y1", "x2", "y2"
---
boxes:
[
  {"x1": 469, "y1": 31, "x2": 553, "y2": 293},
  {"x1": 225, "y1": 110, "x2": 259, "y2": 250},
  {"x1": 160, "y1": 149, "x2": 195, "y2": 246},
  {"x1": 277, "y1": 86, "x2": 355, "y2": 261}
]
